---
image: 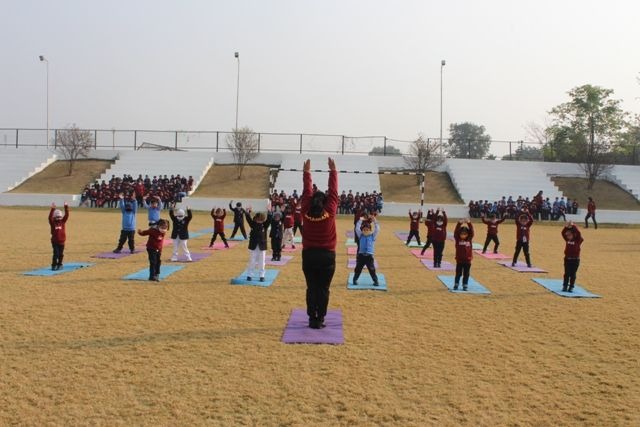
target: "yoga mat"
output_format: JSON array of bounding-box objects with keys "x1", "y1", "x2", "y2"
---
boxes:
[
  {"x1": 394, "y1": 231, "x2": 409, "y2": 240},
  {"x1": 474, "y1": 250, "x2": 510, "y2": 259},
  {"x1": 266, "y1": 256, "x2": 293, "y2": 266},
  {"x1": 92, "y1": 250, "x2": 140, "y2": 259},
  {"x1": 347, "y1": 258, "x2": 379, "y2": 269},
  {"x1": 532, "y1": 278, "x2": 601, "y2": 298},
  {"x1": 346, "y1": 247, "x2": 356, "y2": 255},
  {"x1": 293, "y1": 236, "x2": 302, "y2": 244},
  {"x1": 282, "y1": 309, "x2": 344, "y2": 345},
  {"x1": 230, "y1": 269, "x2": 279, "y2": 286},
  {"x1": 188, "y1": 231, "x2": 206, "y2": 238},
  {"x1": 167, "y1": 252, "x2": 211, "y2": 262},
  {"x1": 345, "y1": 238, "x2": 357, "y2": 247},
  {"x1": 202, "y1": 241, "x2": 239, "y2": 250},
  {"x1": 228, "y1": 236, "x2": 247, "y2": 241},
  {"x1": 123, "y1": 265, "x2": 185, "y2": 281},
  {"x1": 282, "y1": 245, "x2": 301, "y2": 252},
  {"x1": 421, "y1": 259, "x2": 455, "y2": 271},
  {"x1": 472, "y1": 242, "x2": 483, "y2": 250},
  {"x1": 437, "y1": 275, "x2": 491, "y2": 294},
  {"x1": 498, "y1": 261, "x2": 547, "y2": 273},
  {"x1": 347, "y1": 272, "x2": 387, "y2": 291},
  {"x1": 24, "y1": 262, "x2": 94, "y2": 276},
  {"x1": 405, "y1": 240, "x2": 423, "y2": 248},
  {"x1": 345, "y1": 230, "x2": 354, "y2": 238},
  {"x1": 410, "y1": 248, "x2": 433, "y2": 259}
]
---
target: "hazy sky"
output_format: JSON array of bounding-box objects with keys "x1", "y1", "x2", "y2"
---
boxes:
[{"x1": 2, "y1": 0, "x2": 639, "y2": 156}]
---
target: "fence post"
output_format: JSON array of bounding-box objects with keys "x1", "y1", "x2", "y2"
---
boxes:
[
  {"x1": 94, "y1": 130, "x2": 97, "y2": 149},
  {"x1": 509, "y1": 141, "x2": 512, "y2": 160},
  {"x1": 216, "y1": 132, "x2": 219, "y2": 152},
  {"x1": 15, "y1": 129, "x2": 18, "y2": 148},
  {"x1": 299, "y1": 134, "x2": 303, "y2": 154},
  {"x1": 341, "y1": 136, "x2": 345, "y2": 155},
  {"x1": 54, "y1": 129, "x2": 58, "y2": 149},
  {"x1": 175, "y1": 131, "x2": 178, "y2": 150},
  {"x1": 134, "y1": 130, "x2": 137, "y2": 150},
  {"x1": 467, "y1": 139, "x2": 471, "y2": 159},
  {"x1": 383, "y1": 136, "x2": 387, "y2": 156},
  {"x1": 258, "y1": 133, "x2": 261, "y2": 152}
]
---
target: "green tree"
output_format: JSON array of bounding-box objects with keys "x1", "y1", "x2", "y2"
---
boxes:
[
  {"x1": 502, "y1": 145, "x2": 544, "y2": 161},
  {"x1": 369, "y1": 145, "x2": 401, "y2": 156},
  {"x1": 548, "y1": 84, "x2": 626, "y2": 188},
  {"x1": 447, "y1": 122, "x2": 491, "y2": 159}
]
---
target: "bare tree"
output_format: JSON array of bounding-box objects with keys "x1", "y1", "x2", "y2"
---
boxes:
[
  {"x1": 56, "y1": 124, "x2": 94, "y2": 175},
  {"x1": 226, "y1": 126, "x2": 259, "y2": 179},
  {"x1": 404, "y1": 134, "x2": 444, "y2": 183}
]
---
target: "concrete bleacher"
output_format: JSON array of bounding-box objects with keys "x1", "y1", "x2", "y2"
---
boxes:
[
  {"x1": 607, "y1": 165, "x2": 640, "y2": 200},
  {"x1": 96, "y1": 151, "x2": 214, "y2": 193},
  {"x1": 445, "y1": 158, "x2": 564, "y2": 203},
  {"x1": 274, "y1": 154, "x2": 381, "y2": 195},
  {"x1": 0, "y1": 147, "x2": 57, "y2": 192}
]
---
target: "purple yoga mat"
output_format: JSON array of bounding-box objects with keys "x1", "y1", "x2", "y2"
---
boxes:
[
  {"x1": 266, "y1": 256, "x2": 293, "y2": 266},
  {"x1": 421, "y1": 259, "x2": 455, "y2": 271},
  {"x1": 394, "y1": 231, "x2": 410, "y2": 240},
  {"x1": 347, "y1": 258, "x2": 379, "y2": 269},
  {"x1": 498, "y1": 261, "x2": 547, "y2": 273},
  {"x1": 92, "y1": 250, "x2": 140, "y2": 259},
  {"x1": 410, "y1": 248, "x2": 433, "y2": 259},
  {"x1": 474, "y1": 251, "x2": 510, "y2": 259},
  {"x1": 202, "y1": 241, "x2": 239, "y2": 250},
  {"x1": 282, "y1": 309, "x2": 344, "y2": 345},
  {"x1": 167, "y1": 252, "x2": 211, "y2": 262}
]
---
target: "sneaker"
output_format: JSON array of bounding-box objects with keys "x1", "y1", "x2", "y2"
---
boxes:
[
  {"x1": 511, "y1": 262, "x2": 516, "y2": 267},
  {"x1": 562, "y1": 287, "x2": 568, "y2": 292},
  {"x1": 51, "y1": 265, "x2": 57, "y2": 271},
  {"x1": 259, "y1": 277, "x2": 265, "y2": 282},
  {"x1": 57, "y1": 264, "x2": 63, "y2": 270},
  {"x1": 152, "y1": 276, "x2": 160, "y2": 282},
  {"x1": 373, "y1": 281, "x2": 379, "y2": 287},
  {"x1": 209, "y1": 243, "x2": 213, "y2": 248},
  {"x1": 493, "y1": 250, "x2": 498, "y2": 254},
  {"x1": 453, "y1": 284, "x2": 459, "y2": 290},
  {"x1": 420, "y1": 250, "x2": 425, "y2": 256},
  {"x1": 462, "y1": 286, "x2": 468, "y2": 291},
  {"x1": 130, "y1": 249, "x2": 135, "y2": 254},
  {"x1": 113, "y1": 248, "x2": 122, "y2": 253},
  {"x1": 170, "y1": 257, "x2": 178, "y2": 262},
  {"x1": 527, "y1": 264, "x2": 532, "y2": 268},
  {"x1": 568, "y1": 286, "x2": 574, "y2": 293},
  {"x1": 352, "y1": 280, "x2": 358, "y2": 286},
  {"x1": 186, "y1": 257, "x2": 193, "y2": 262},
  {"x1": 246, "y1": 276, "x2": 252, "y2": 281}
]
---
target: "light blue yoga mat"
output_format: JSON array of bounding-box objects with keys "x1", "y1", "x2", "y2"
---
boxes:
[
  {"x1": 293, "y1": 235, "x2": 302, "y2": 244},
  {"x1": 228, "y1": 236, "x2": 247, "y2": 241},
  {"x1": 188, "y1": 231, "x2": 207, "y2": 238},
  {"x1": 123, "y1": 265, "x2": 185, "y2": 281},
  {"x1": 345, "y1": 238, "x2": 357, "y2": 247},
  {"x1": 532, "y1": 278, "x2": 601, "y2": 298},
  {"x1": 405, "y1": 240, "x2": 423, "y2": 248},
  {"x1": 437, "y1": 275, "x2": 491, "y2": 294},
  {"x1": 347, "y1": 272, "x2": 387, "y2": 291},
  {"x1": 231, "y1": 269, "x2": 279, "y2": 286},
  {"x1": 23, "y1": 262, "x2": 94, "y2": 276}
]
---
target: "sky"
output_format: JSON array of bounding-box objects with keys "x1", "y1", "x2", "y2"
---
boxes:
[{"x1": 1, "y1": 0, "x2": 639, "y2": 156}]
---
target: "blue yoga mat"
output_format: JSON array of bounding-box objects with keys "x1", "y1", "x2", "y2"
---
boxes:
[
  {"x1": 347, "y1": 272, "x2": 387, "y2": 291},
  {"x1": 228, "y1": 236, "x2": 247, "y2": 241},
  {"x1": 188, "y1": 231, "x2": 207, "y2": 238},
  {"x1": 23, "y1": 262, "x2": 94, "y2": 276},
  {"x1": 345, "y1": 238, "x2": 357, "y2": 247},
  {"x1": 231, "y1": 269, "x2": 279, "y2": 286},
  {"x1": 437, "y1": 275, "x2": 491, "y2": 295},
  {"x1": 123, "y1": 265, "x2": 185, "y2": 281},
  {"x1": 532, "y1": 278, "x2": 601, "y2": 298}
]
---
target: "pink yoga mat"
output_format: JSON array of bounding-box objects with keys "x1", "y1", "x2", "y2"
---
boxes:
[
  {"x1": 498, "y1": 261, "x2": 547, "y2": 273},
  {"x1": 421, "y1": 259, "x2": 455, "y2": 271},
  {"x1": 346, "y1": 247, "x2": 356, "y2": 255},
  {"x1": 474, "y1": 250, "x2": 510, "y2": 259},
  {"x1": 282, "y1": 309, "x2": 344, "y2": 345},
  {"x1": 266, "y1": 256, "x2": 293, "y2": 266},
  {"x1": 410, "y1": 248, "x2": 433, "y2": 259},
  {"x1": 282, "y1": 245, "x2": 301, "y2": 252}
]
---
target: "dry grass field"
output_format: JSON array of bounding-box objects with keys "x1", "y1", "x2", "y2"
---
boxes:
[
  {"x1": 9, "y1": 160, "x2": 113, "y2": 194},
  {"x1": 1, "y1": 206, "x2": 639, "y2": 426}
]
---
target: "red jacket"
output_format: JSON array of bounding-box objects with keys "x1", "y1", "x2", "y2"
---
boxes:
[
  {"x1": 210, "y1": 209, "x2": 226, "y2": 233},
  {"x1": 431, "y1": 211, "x2": 448, "y2": 242},
  {"x1": 283, "y1": 213, "x2": 294, "y2": 228},
  {"x1": 139, "y1": 228, "x2": 166, "y2": 251},
  {"x1": 516, "y1": 213, "x2": 534, "y2": 242},
  {"x1": 454, "y1": 222, "x2": 474, "y2": 263},
  {"x1": 409, "y1": 212, "x2": 422, "y2": 231},
  {"x1": 301, "y1": 170, "x2": 338, "y2": 251},
  {"x1": 587, "y1": 200, "x2": 596, "y2": 214},
  {"x1": 293, "y1": 204, "x2": 303, "y2": 223},
  {"x1": 49, "y1": 206, "x2": 69, "y2": 244},
  {"x1": 562, "y1": 225, "x2": 584, "y2": 258},
  {"x1": 482, "y1": 216, "x2": 505, "y2": 236}
]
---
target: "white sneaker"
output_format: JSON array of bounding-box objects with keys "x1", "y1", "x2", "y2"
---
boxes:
[
  {"x1": 186, "y1": 257, "x2": 193, "y2": 262},
  {"x1": 170, "y1": 256, "x2": 178, "y2": 262}
]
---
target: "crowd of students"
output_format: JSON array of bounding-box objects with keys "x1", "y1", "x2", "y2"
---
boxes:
[
  {"x1": 269, "y1": 188, "x2": 384, "y2": 216},
  {"x1": 468, "y1": 192, "x2": 579, "y2": 221},
  {"x1": 78, "y1": 174, "x2": 194, "y2": 209}
]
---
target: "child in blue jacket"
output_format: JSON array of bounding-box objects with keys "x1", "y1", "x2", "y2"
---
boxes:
[{"x1": 353, "y1": 215, "x2": 380, "y2": 286}]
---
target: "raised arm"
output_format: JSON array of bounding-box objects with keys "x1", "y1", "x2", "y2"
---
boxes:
[{"x1": 325, "y1": 157, "x2": 338, "y2": 214}]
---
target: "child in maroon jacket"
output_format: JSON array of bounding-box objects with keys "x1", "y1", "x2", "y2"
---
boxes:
[
  {"x1": 406, "y1": 209, "x2": 423, "y2": 246},
  {"x1": 282, "y1": 207, "x2": 296, "y2": 249},
  {"x1": 48, "y1": 202, "x2": 69, "y2": 270},
  {"x1": 561, "y1": 222, "x2": 584, "y2": 292},
  {"x1": 431, "y1": 209, "x2": 448, "y2": 268},
  {"x1": 209, "y1": 207, "x2": 230, "y2": 248},
  {"x1": 481, "y1": 212, "x2": 506, "y2": 254},
  {"x1": 454, "y1": 219, "x2": 474, "y2": 290},
  {"x1": 138, "y1": 219, "x2": 169, "y2": 281},
  {"x1": 420, "y1": 209, "x2": 435, "y2": 255},
  {"x1": 512, "y1": 209, "x2": 534, "y2": 267},
  {"x1": 292, "y1": 199, "x2": 304, "y2": 237}
]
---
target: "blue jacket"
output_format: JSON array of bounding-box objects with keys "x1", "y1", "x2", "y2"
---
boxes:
[
  {"x1": 143, "y1": 199, "x2": 162, "y2": 223},
  {"x1": 355, "y1": 219, "x2": 379, "y2": 255},
  {"x1": 119, "y1": 198, "x2": 138, "y2": 231}
]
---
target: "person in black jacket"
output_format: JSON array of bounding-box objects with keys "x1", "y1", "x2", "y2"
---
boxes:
[
  {"x1": 269, "y1": 211, "x2": 284, "y2": 261},
  {"x1": 169, "y1": 206, "x2": 193, "y2": 261},
  {"x1": 244, "y1": 206, "x2": 272, "y2": 281},
  {"x1": 229, "y1": 200, "x2": 247, "y2": 239}
]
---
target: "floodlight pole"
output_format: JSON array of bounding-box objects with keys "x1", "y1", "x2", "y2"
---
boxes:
[
  {"x1": 440, "y1": 59, "x2": 446, "y2": 156},
  {"x1": 39, "y1": 55, "x2": 50, "y2": 148},
  {"x1": 234, "y1": 52, "x2": 240, "y2": 131}
]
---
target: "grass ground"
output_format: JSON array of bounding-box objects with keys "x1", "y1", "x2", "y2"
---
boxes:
[
  {"x1": 380, "y1": 171, "x2": 463, "y2": 204},
  {"x1": 191, "y1": 165, "x2": 273, "y2": 198},
  {"x1": 9, "y1": 160, "x2": 113, "y2": 194},
  {"x1": 552, "y1": 177, "x2": 640, "y2": 211},
  {"x1": 1, "y1": 206, "x2": 639, "y2": 425}
]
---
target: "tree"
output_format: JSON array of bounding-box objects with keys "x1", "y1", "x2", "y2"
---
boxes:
[
  {"x1": 403, "y1": 134, "x2": 444, "y2": 183},
  {"x1": 56, "y1": 124, "x2": 94, "y2": 175},
  {"x1": 447, "y1": 122, "x2": 491, "y2": 159},
  {"x1": 369, "y1": 145, "x2": 401, "y2": 156},
  {"x1": 502, "y1": 145, "x2": 544, "y2": 161},
  {"x1": 226, "y1": 127, "x2": 259, "y2": 179},
  {"x1": 548, "y1": 85, "x2": 626, "y2": 189}
]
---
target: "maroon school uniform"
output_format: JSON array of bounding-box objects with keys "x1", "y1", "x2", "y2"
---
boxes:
[
  {"x1": 431, "y1": 212, "x2": 448, "y2": 242},
  {"x1": 482, "y1": 216, "x2": 505, "y2": 236},
  {"x1": 563, "y1": 226, "x2": 584, "y2": 258},
  {"x1": 301, "y1": 170, "x2": 338, "y2": 251},
  {"x1": 409, "y1": 212, "x2": 422, "y2": 231},
  {"x1": 516, "y1": 213, "x2": 534, "y2": 242},
  {"x1": 213, "y1": 209, "x2": 226, "y2": 233},
  {"x1": 454, "y1": 222, "x2": 474, "y2": 263},
  {"x1": 139, "y1": 227, "x2": 165, "y2": 250},
  {"x1": 49, "y1": 206, "x2": 69, "y2": 244}
]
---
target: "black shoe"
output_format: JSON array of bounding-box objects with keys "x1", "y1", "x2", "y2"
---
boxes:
[
  {"x1": 373, "y1": 281, "x2": 379, "y2": 286},
  {"x1": 453, "y1": 284, "x2": 459, "y2": 290},
  {"x1": 130, "y1": 249, "x2": 135, "y2": 254},
  {"x1": 462, "y1": 286, "x2": 468, "y2": 291},
  {"x1": 481, "y1": 251, "x2": 486, "y2": 254},
  {"x1": 562, "y1": 286, "x2": 568, "y2": 292},
  {"x1": 51, "y1": 265, "x2": 57, "y2": 271},
  {"x1": 493, "y1": 250, "x2": 498, "y2": 254},
  {"x1": 352, "y1": 280, "x2": 358, "y2": 286},
  {"x1": 511, "y1": 262, "x2": 516, "y2": 267},
  {"x1": 246, "y1": 276, "x2": 252, "y2": 281},
  {"x1": 57, "y1": 264, "x2": 63, "y2": 270},
  {"x1": 420, "y1": 250, "x2": 425, "y2": 255},
  {"x1": 153, "y1": 276, "x2": 160, "y2": 282},
  {"x1": 113, "y1": 248, "x2": 122, "y2": 253},
  {"x1": 259, "y1": 277, "x2": 265, "y2": 282},
  {"x1": 224, "y1": 245, "x2": 230, "y2": 248},
  {"x1": 568, "y1": 286, "x2": 574, "y2": 293},
  {"x1": 308, "y1": 319, "x2": 320, "y2": 329},
  {"x1": 527, "y1": 264, "x2": 532, "y2": 268}
]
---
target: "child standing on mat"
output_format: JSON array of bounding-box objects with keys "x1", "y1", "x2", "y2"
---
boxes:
[
  {"x1": 270, "y1": 211, "x2": 284, "y2": 261},
  {"x1": 113, "y1": 193, "x2": 137, "y2": 253},
  {"x1": 431, "y1": 209, "x2": 448, "y2": 268},
  {"x1": 48, "y1": 202, "x2": 69, "y2": 271},
  {"x1": 421, "y1": 209, "x2": 435, "y2": 255},
  {"x1": 293, "y1": 199, "x2": 303, "y2": 236},
  {"x1": 209, "y1": 207, "x2": 230, "y2": 248},
  {"x1": 229, "y1": 200, "x2": 248, "y2": 239},
  {"x1": 244, "y1": 206, "x2": 272, "y2": 281},
  {"x1": 453, "y1": 219, "x2": 474, "y2": 291},
  {"x1": 481, "y1": 212, "x2": 506, "y2": 254},
  {"x1": 562, "y1": 222, "x2": 584, "y2": 292},
  {"x1": 143, "y1": 195, "x2": 162, "y2": 227},
  {"x1": 282, "y1": 207, "x2": 295, "y2": 249},
  {"x1": 512, "y1": 209, "x2": 534, "y2": 267},
  {"x1": 585, "y1": 197, "x2": 597, "y2": 229},
  {"x1": 169, "y1": 206, "x2": 193, "y2": 261},
  {"x1": 353, "y1": 215, "x2": 380, "y2": 286},
  {"x1": 406, "y1": 209, "x2": 423, "y2": 246},
  {"x1": 138, "y1": 219, "x2": 169, "y2": 282}
]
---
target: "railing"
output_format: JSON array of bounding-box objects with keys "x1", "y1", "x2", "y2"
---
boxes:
[{"x1": 1, "y1": 127, "x2": 638, "y2": 164}]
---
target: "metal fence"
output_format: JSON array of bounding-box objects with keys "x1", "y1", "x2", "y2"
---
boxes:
[{"x1": 1, "y1": 127, "x2": 638, "y2": 164}]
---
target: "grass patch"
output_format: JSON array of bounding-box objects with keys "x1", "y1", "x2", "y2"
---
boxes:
[
  {"x1": 552, "y1": 176, "x2": 640, "y2": 211},
  {"x1": 9, "y1": 159, "x2": 113, "y2": 194},
  {"x1": 380, "y1": 171, "x2": 463, "y2": 204},
  {"x1": 191, "y1": 164, "x2": 272, "y2": 198}
]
